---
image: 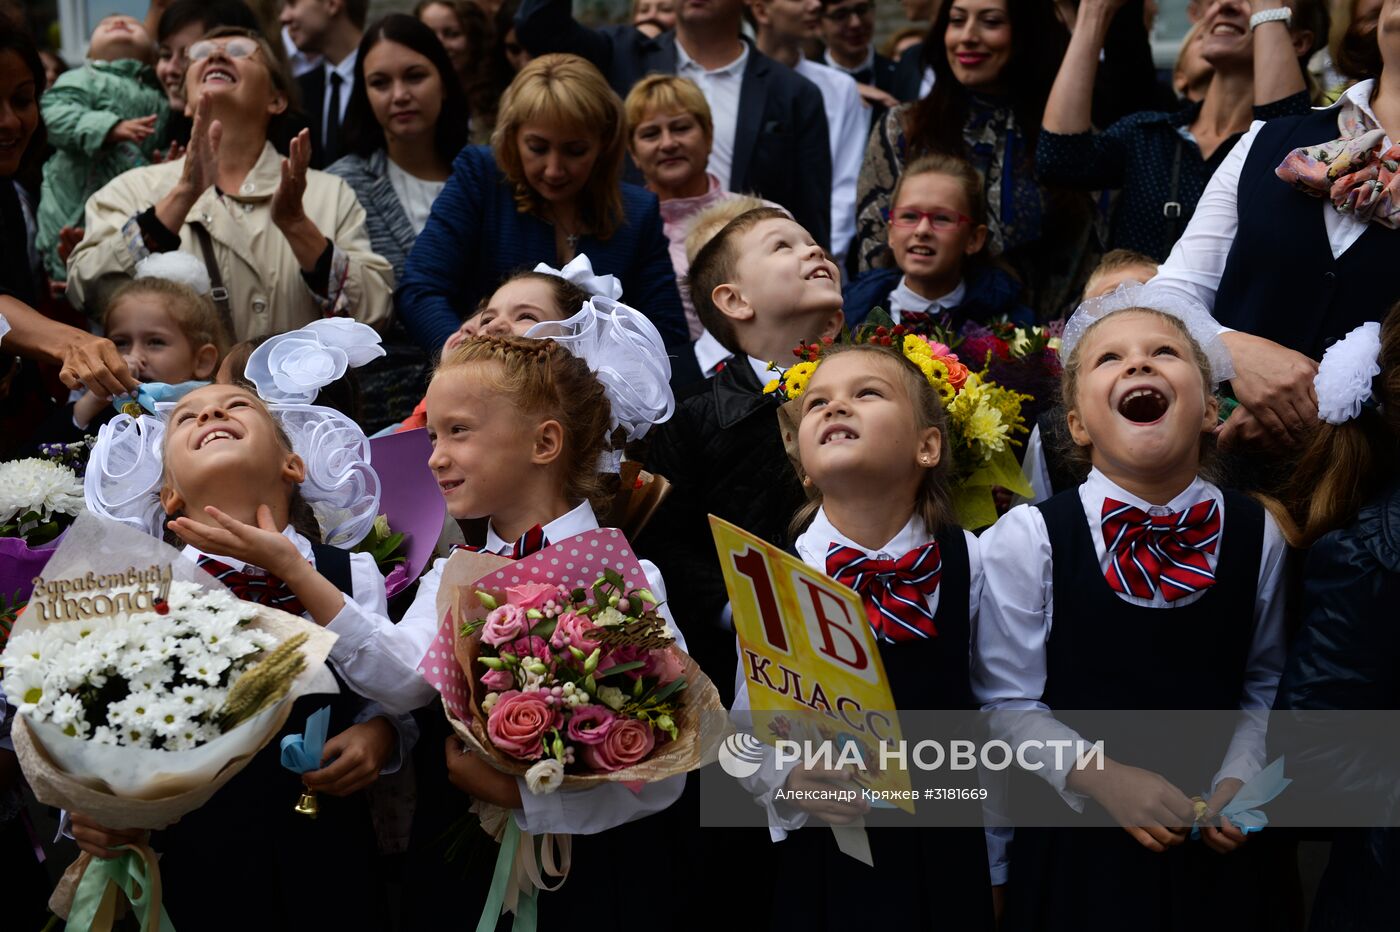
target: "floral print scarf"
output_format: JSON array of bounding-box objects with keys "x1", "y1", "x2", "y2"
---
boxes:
[{"x1": 1276, "y1": 95, "x2": 1400, "y2": 228}]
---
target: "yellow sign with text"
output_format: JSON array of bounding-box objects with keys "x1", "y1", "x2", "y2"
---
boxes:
[{"x1": 709, "y1": 515, "x2": 913, "y2": 810}]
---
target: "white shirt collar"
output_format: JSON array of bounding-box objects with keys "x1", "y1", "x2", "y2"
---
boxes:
[
  {"x1": 675, "y1": 38, "x2": 749, "y2": 77},
  {"x1": 484, "y1": 500, "x2": 599, "y2": 554},
  {"x1": 889, "y1": 277, "x2": 966, "y2": 320},
  {"x1": 1081, "y1": 466, "x2": 1217, "y2": 517},
  {"x1": 182, "y1": 525, "x2": 312, "y2": 574},
  {"x1": 796, "y1": 505, "x2": 929, "y2": 563},
  {"x1": 823, "y1": 46, "x2": 875, "y2": 76},
  {"x1": 325, "y1": 48, "x2": 358, "y2": 83}
]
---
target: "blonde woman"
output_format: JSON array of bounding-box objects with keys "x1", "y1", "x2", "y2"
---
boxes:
[{"x1": 396, "y1": 52, "x2": 689, "y2": 364}]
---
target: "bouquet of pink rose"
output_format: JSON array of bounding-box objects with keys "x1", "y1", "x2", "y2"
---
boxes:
[{"x1": 458, "y1": 568, "x2": 709, "y2": 789}]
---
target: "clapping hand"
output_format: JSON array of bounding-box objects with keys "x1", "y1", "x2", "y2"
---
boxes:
[{"x1": 271, "y1": 129, "x2": 313, "y2": 231}]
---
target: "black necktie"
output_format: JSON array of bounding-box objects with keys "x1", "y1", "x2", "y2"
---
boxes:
[
  {"x1": 324, "y1": 72, "x2": 343, "y2": 163},
  {"x1": 853, "y1": 66, "x2": 874, "y2": 86}
]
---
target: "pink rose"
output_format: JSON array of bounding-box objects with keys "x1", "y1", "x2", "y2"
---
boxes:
[
  {"x1": 480, "y1": 668, "x2": 515, "y2": 691},
  {"x1": 581, "y1": 717, "x2": 657, "y2": 772},
  {"x1": 565, "y1": 704, "x2": 616, "y2": 745},
  {"x1": 550, "y1": 612, "x2": 601, "y2": 654},
  {"x1": 486, "y1": 690, "x2": 561, "y2": 760},
  {"x1": 504, "y1": 635, "x2": 551, "y2": 661},
  {"x1": 481, "y1": 604, "x2": 529, "y2": 646},
  {"x1": 643, "y1": 648, "x2": 685, "y2": 685},
  {"x1": 506, "y1": 582, "x2": 559, "y2": 611}
]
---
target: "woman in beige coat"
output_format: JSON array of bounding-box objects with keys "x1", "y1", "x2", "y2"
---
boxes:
[{"x1": 67, "y1": 27, "x2": 392, "y2": 340}]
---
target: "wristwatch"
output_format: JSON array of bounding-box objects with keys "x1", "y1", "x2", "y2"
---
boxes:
[{"x1": 1249, "y1": 7, "x2": 1292, "y2": 29}]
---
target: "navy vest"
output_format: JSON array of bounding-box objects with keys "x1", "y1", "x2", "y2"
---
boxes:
[{"x1": 1213, "y1": 107, "x2": 1400, "y2": 361}]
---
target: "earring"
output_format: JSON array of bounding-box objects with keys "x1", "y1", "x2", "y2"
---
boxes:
[{"x1": 919, "y1": 456, "x2": 930, "y2": 465}]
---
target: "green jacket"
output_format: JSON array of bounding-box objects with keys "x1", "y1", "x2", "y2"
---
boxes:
[{"x1": 38, "y1": 59, "x2": 169, "y2": 281}]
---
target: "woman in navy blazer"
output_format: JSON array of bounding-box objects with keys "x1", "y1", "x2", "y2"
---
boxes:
[{"x1": 395, "y1": 53, "x2": 689, "y2": 361}]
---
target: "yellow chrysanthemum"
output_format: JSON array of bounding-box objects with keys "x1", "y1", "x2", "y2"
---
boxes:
[
  {"x1": 784, "y1": 361, "x2": 818, "y2": 398},
  {"x1": 763, "y1": 379, "x2": 780, "y2": 395},
  {"x1": 934, "y1": 379, "x2": 955, "y2": 404},
  {"x1": 903, "y1": 334, "x2": 932, "y2": 359},
  {"x1": 963, "y1": 405, "x2": 1009, "y2": 454}
]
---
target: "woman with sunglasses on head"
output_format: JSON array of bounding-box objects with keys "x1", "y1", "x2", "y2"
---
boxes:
[{"x1": 66, "y1": 27, "x2": 393, "y2": 344}]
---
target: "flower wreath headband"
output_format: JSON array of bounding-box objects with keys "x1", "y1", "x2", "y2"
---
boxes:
[
  {"x1": 85, "y1": 319, "x2": 386, "y2": 547},
  {"x1": 1059, "y1": 282, "x2": 1235, "y2": 389},
  {"x1": 525, "y1": 256, "x2": 675, "y2": 465}
]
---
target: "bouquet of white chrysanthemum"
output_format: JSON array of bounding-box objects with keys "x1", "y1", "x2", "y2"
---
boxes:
[{"x1": 2, "y1": 513, "x2": 339, "y2": 930}]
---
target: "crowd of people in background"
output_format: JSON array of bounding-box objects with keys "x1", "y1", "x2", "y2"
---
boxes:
[{"x1": 3, "y1": 0, "x2": 1400, "y2": 927}]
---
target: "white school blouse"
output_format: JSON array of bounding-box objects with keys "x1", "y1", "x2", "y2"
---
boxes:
[
  {"x1": 887, "y1": 278, "x2": 966, "y2": 326},
  {"x1": 1149, "y1": 80, "x2": 1383, "y2": 312},
  {"x1": 973, "y1": 468, "x2": 1288, "y2": 806},
  {"x1": 730, "y1": 507, "x2": 1008, "y2": 884},
  {"x1": 328, "y1": 500, "x2": 687, "y2": 836}
]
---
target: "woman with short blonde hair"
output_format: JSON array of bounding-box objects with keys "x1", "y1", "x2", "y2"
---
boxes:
[{"x1": 397, "y1": 54, "x2": 691, "y2": 370}]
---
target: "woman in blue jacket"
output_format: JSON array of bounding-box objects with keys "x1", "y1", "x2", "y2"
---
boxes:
[{"x1": 394, "y1": 52, "x2": 690, "y2": 368}]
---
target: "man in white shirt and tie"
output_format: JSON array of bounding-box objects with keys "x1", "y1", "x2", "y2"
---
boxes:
[{"x1": 281, "y1": 0, "x2": 366, "y2": 168}]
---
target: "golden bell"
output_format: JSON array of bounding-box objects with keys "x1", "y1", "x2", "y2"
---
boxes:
[{"x1": 294, "y1": 786, "x2": 319, "y2": 819}]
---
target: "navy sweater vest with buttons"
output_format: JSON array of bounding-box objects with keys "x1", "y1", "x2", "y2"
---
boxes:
[{"x1": 1213, "y1": 107, "x2": 1400, "y2": 361}]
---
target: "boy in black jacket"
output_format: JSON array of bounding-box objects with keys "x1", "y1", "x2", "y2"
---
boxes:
[{"x1": 640, "y1": 207, "x2": 841, "y2": 704}]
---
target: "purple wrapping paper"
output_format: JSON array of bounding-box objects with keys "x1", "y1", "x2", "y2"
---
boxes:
[
  {"x1": 0, "y1": 530, "x2": 67, "y2": 604},
  {"x1": 368, "y1": 428, "x2": 444, "y2": 597}
]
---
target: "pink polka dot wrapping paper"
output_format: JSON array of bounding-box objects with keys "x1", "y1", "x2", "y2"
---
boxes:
[{"x1": 416, "y1": 528, "x2": 654, "y2": 722}]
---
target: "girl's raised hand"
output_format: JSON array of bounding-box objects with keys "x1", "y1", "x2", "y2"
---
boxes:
[
  {"x1": 168, "y1": 505, "x2": 302, "y2": 579},
  {"x1": 302, "y1": 717, "x2": 397, "y2": 796},
  {"x1": 1069, "y1": 758, "x2": 1194, "y2": 852},
  {"x1": 1199, "y1": 777, "x2": 1249, "y2": 854}
]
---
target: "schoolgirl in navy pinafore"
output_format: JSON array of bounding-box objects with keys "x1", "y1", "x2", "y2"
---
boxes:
[
  {"x1": 1001, "y1": 489, "x2": 1292, "y2": 932},
  {"x1": 769, "y1": 525, "x2": 995, "y2": 931},
  {"x1": 153, "y1": 545, "x2": 388, "y2": 931}
]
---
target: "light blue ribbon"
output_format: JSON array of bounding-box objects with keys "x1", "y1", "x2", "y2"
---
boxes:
[
  {"x1": 1193, "y1": 756, "x2": 1292, "y2": 838},
  {"x1": 112, "y1": 381, "x2": 209, "y2": 416},
  {"x1": 279, "y1": 706, "x2": 332, "y2": 774}
]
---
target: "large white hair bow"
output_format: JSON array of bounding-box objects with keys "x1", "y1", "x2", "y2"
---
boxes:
[
  {"x1": 1315, "y1": 321, "x2": 1382, "y2": 425},
  {"x1": 245, "y1": 318, "x2": 386, "y2": 404},
  {"x1": 525, "y1": 297, "x2": 674, "y2": 445},
  {"x1": 533, "y1": 255, "x2": 624, "y2": 300},
  {"x1": 1060, "y1": 282, "x2": 1235, "y2": 387},
  {"x1": 85, "y1": 318, "x2": 386, "y2": 548}
]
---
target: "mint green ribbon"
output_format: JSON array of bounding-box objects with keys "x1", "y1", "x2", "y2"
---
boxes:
[
  {"x1": 475, "y1": 820, "x2": 538, "y2": 932},
  {"x1": 67, "y1": 844, "x2": 175, "y2": 932}
]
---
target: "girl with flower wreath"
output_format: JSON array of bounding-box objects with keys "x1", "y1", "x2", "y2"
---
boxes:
[
  {"x1": 71, "y1": 321, "x2": 411, "y2": 930},
  {"x1": 975, "y1": 286, "x2": 1292, "y2": 931},
  {"x1": 734, "y1": 341, "x2": 1000, "y2": 929},
  {"x1": 1273, "y1": 303, "x2": 1400, "y2": 930}
]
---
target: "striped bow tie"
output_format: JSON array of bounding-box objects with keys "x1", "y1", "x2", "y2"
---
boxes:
[
  {"x1": 454, "y1": 525, "x2": 550, "y2": 560},
  {"x1": 1100, "y1": 498, "x2": 1221, "y2": 601},
  {"x1": 197, "y1": 555, "x2": 305, "y2": 616},
  {"x1": 825, "y1": 541, "x2": 942, "y2": 641}
]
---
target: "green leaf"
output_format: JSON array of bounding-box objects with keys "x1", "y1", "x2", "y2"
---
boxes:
[
  {"x1": 596, "y1": 660, "x2": 645, "y2": 677},
  {"x1": 647, "y1": 677, "x2": 687, "y2": 705},
  {"x1": 603, "y1": 568, "x2": 625, "y2": 589},
  {"x1": 529, "y1": 618, "x2": 558, "y2": 639}
]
